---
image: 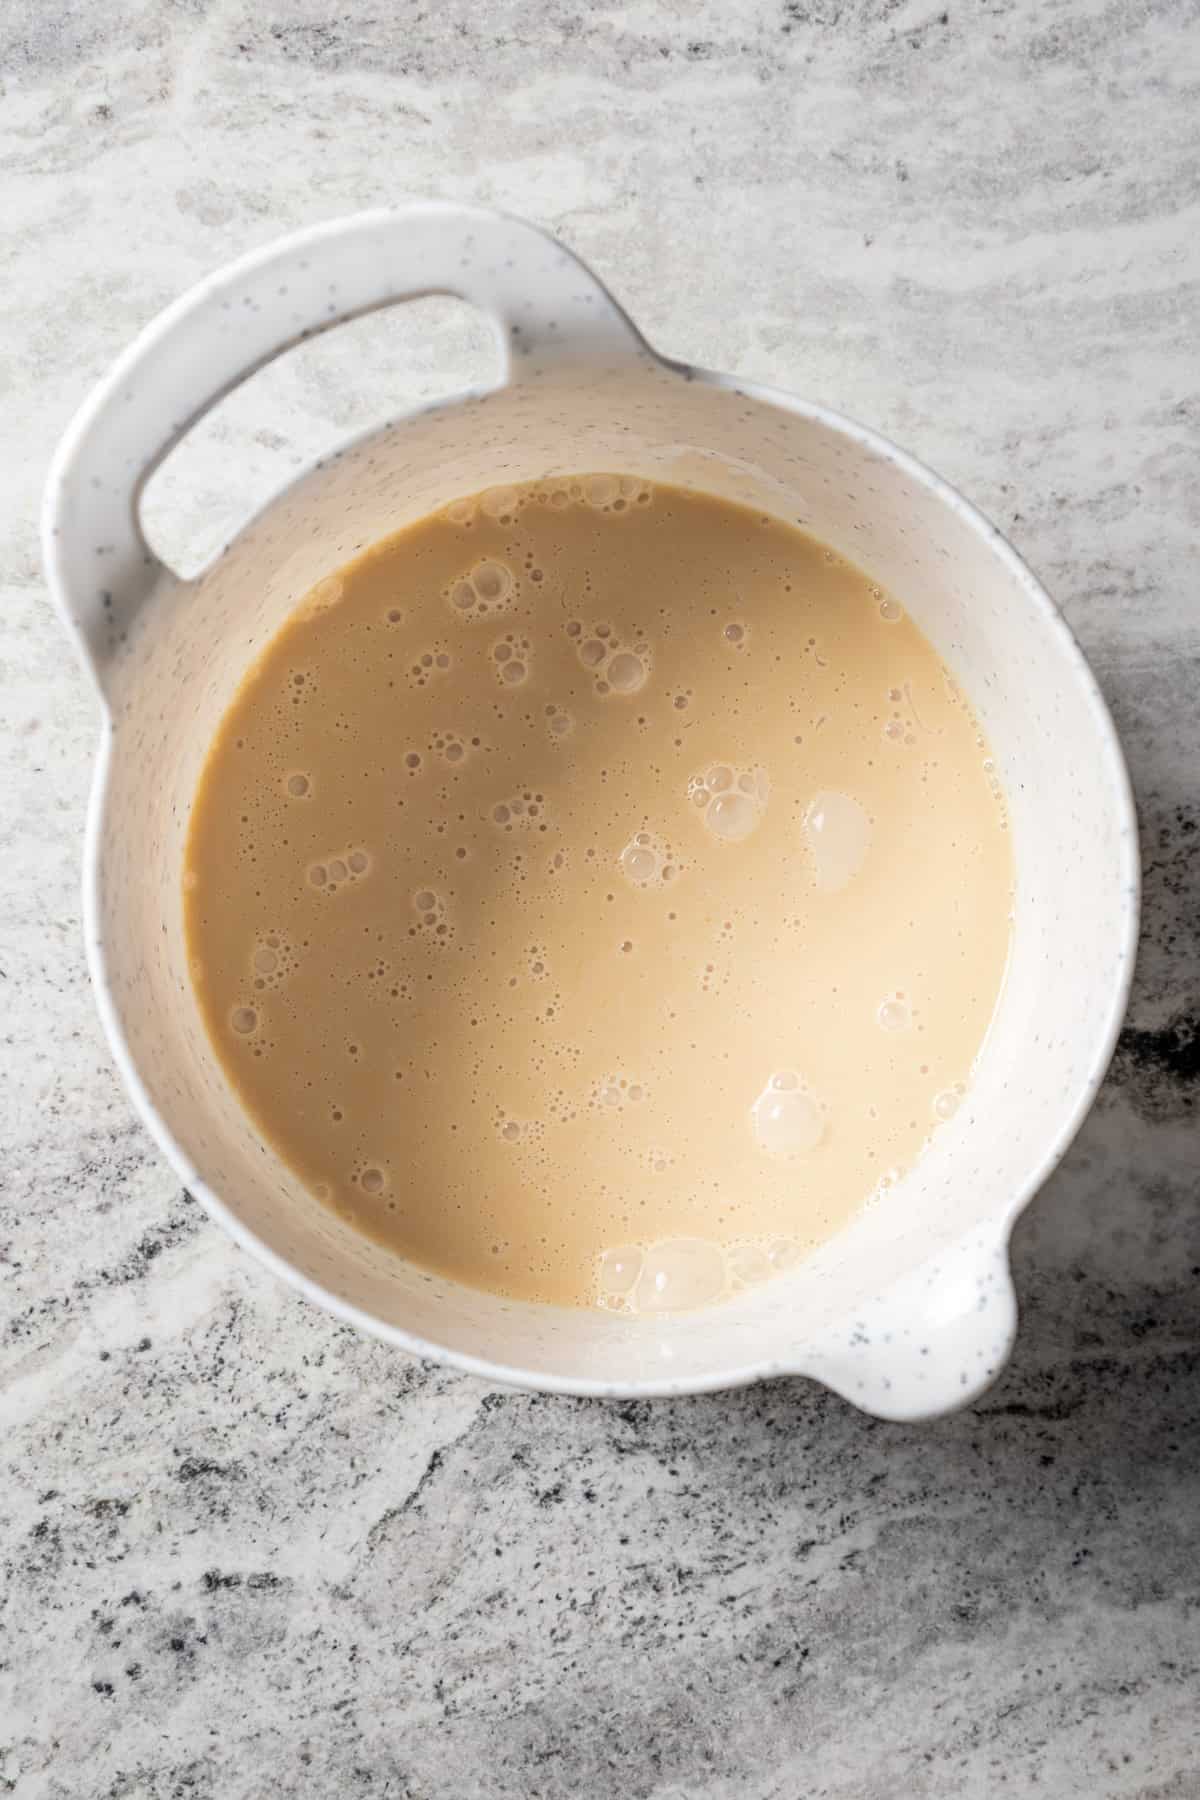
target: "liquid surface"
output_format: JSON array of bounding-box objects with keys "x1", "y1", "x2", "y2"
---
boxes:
[{"x1": 184, "y1": 477, "x2": 1012, "y2": 1312}]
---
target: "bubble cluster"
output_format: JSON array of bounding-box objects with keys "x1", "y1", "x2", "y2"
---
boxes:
[
  {"x1": 750, "y1": 1072, "x2": 825, "y2": 1156},
  {"x1": 982, "y1": 756, "x2": 1009, "y2": 828},
  {"x1": 591, "y1": 1074, "x2": 647, "y2": 1109},
  {"x1": 803, "y1": 790, "x2": 871, "y2": 892},
  {"x1": 408, "y1": 886, "x2": 453, "y2": 944},
  {"x1": 881, "y1": 680, "x2": 923, "y2": 747},
  {"x1": 431, "y1": 730, "x2": 469, "y2": 765},
  {"x1": 407, "y1": 647, "x2": 452, "y2": 688},
  {"x1": 491, "y1": 632, "x2": 532, "y2": 685},
  {"x1": 596, "y1": 1228, "x2": 807, "y2": 1316},
  {"x1": 249, "y1": 931, "x2": 298, "y2": 992},
  {"x1": 447, "y1": 558, "x2": 517, "y2": 619},
  {"x1": 579, "y1": 473, "x2": 652, "y2": 512},
  {"x1": 570, "y1": 620, "x2": 651, "y2": 696},
  {"x1": 687, "y1": 764, "x2": 769, "y2": 843},
  {"x1": 308, "y1": 848, "x2": 373, "y2": 893},
  {"x1": 619, "y1": 830, "x2": 680, "y2": 888},
  {"x1": 283, "y1": 668, "x2": 316, "y2": 711},
  {"x1": 489, "y1": 789, "x2": 548, "y2": 832},
  {"x1": 479, "y1": 486, "x2": 519, "y2": 523}
]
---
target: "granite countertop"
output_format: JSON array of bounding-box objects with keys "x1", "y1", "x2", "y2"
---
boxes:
[{"x1": 3, "y1": 2, "x2": 1198, "y2": 1795}]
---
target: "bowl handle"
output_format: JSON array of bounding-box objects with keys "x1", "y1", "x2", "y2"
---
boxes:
[{"x1": 41, "y1": 202, "x2": 649, "y2": 704}]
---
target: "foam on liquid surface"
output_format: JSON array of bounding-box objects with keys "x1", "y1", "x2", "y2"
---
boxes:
[{"x1": 183, "y1": 477, "x2": 1013, "y2": 1313}]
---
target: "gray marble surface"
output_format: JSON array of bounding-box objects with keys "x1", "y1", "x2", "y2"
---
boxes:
[{"x1": 3, "y1": 1, "x2": 1198, "y2": 1795}]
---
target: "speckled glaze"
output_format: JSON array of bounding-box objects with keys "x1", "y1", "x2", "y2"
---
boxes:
[{"x1": 42, "y1": 203, "x2": 1139, "y2": 1420}]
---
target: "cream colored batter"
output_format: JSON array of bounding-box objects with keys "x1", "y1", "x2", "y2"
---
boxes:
[{"x1": 184, "y1": 475, "x2": 1011, "y2": 1313}]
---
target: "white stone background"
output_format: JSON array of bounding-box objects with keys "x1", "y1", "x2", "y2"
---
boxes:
[{"x1": 2, "y1": 2, "x2": 1198, "y2": 1795}]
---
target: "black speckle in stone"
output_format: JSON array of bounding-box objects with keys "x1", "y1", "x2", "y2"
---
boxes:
[
  {"x1": 1113, "y1": 1012, "x2": 1198, "y2": 1120},
  {"x1": 201, "y1": 1570, "x2": 242, "y2": 1592},
  {"x1": 175, "y1": 1455, "x2": 243, "y2": 1483}
]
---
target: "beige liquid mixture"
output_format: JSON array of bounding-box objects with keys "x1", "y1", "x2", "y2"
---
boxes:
[{"x1": 184, "y1": 476, "x2": 1012, "y2": 1314}]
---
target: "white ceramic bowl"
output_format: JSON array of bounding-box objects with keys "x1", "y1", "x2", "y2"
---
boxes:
[{"x1": 43, "y1": 203, "x2": 1139, "y2": 1419}]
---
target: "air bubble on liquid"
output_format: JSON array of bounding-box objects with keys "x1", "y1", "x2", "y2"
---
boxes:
[
  {"x1": 766, "y1": 1237, "x2": 802, "y2": 1271},
  {"x1": 877, "y1": 997, "x2": 911, "y2": 1031},
  {"x1": 359, "y1": 1166, "x2": 386, "y2": 1196},
  {"x1": 249, "y1": 932, "x2": 297, "y2": 990},
  {"x1": 579, "y1": 638, "x2": 606, "y2": 668},
  {"x1": 803, "y1": 790, "x2": 871, "y2": 892},
  {"x1": 689, "y1": 764, "x2": 768, "y2": 844},
  {"x1": 490, "y1": 789, "x2": 549, "y2": 833},
  {"x1": 230, "y1": 1005, "x2": 258, "y2": 1036},
  {"x1": 877, "y1": 593, "x2": 903, "y2": 623},
  {"x1": 724, "y1": 621, "x2": 746, "y2": 646},
  {"x1": 444, "y1": 497, "x2": 476, "y2": 526},
  {"x1": 605, "y1": 650, "x2": 647, "y2": 694},
  {"x1": 597, "y1": 1245, "x2": 643, "y2": 1299},
  {"x1": 582, "y1": 474, "x2": 621, "y2": 509},
  {"x1": 933, "y1": 1085, "x2": 964, "y2": 1121},
  {"x1": 447, "y1": 558, "x2": 516, "y2": 619},
  {"x1": 727, "y1": 1243, "x2": 771, "y2": 1286},
  {"x1": 634, "y1": 1238, "x2": 726, "y2": 1313},
  {"x1": 712, "y1": 799, "x2": 759, "y2": 838},
  {"x1": 547, "y1": 708, "x2": 573, "y2": 740},
  {"x1": 474, "y1": 560, "x2": 513, "y2": 603},
  {"x1": 408, "y1": 646, "x2": 453, "y2": 688},
  {"x1": 492, "y1": 634, "x2": 531, "y2": 686},
  {"x1": 619, "y1": 830, "x2": 676, "y2": 888},
  {"x1": 285, "y1": 772, "x2": 310, "y2": 798},
  {"x1": 751, "y1": 1074, "x2": 824, "y2": 1156},
  {"x1": 302, "y1": 574, "x2": 344, "y2": 616},
  {"x1": 480, "y1": 486, "x2": 518, "y2": 521}
]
